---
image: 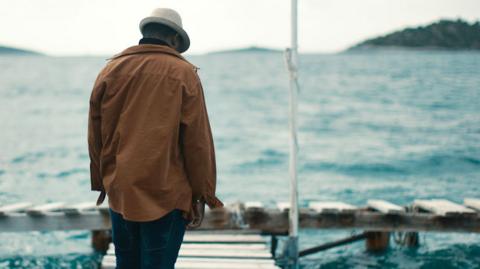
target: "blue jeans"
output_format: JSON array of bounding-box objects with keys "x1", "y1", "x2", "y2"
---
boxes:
[{"x1": 109, "y1": 208, "x2": 188, "y2": 269}]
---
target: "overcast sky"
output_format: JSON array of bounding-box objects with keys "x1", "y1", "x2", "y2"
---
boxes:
[{"x1": 0, "y1": 0, "x2": 479, "y2": 56}]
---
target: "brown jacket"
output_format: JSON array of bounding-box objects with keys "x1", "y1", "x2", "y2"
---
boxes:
[{"x1": 88, "y1": 44, "x2": 223, "y2": 221}]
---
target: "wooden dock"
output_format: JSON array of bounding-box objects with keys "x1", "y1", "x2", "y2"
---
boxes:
[
  {"x1": 2, "y1": 198, "x2": 479, "y2": 233},
  {"x1": 102, "y1": 232, "x2": 280, "y2": 269},
  {"x1": 1, "y1": 198, "x2": 479, "y2": 267}
]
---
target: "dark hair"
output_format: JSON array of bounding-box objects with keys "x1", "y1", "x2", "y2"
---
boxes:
[{"x1": 142, "y1": 23, "x2": 177, "y2": 39}]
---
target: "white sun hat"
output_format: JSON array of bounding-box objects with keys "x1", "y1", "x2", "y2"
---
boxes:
[{"x1": 139, "y1": 8, "x2": 190, "y2": 53}]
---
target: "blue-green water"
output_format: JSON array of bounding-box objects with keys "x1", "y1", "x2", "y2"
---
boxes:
[{"x1": 0, "y1": 50, "x2": 479, "y2": 268}]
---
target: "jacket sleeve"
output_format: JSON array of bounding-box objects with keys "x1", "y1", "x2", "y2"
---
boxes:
[
  {"x1": 180, "y1": 77, "x2": 223, "y2": 209},
  {"x1": 88, "y1": 76, "x2": 106, "y2": 192}
]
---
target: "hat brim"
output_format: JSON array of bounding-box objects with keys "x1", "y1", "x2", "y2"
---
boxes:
[{"x1": 139, "y1": 17, "x2": 190, "y2": 53}]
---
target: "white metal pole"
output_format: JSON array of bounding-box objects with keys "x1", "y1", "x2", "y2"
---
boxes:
[{"x1": 286, "y1": 0, "x2": 299, "y2": 268}]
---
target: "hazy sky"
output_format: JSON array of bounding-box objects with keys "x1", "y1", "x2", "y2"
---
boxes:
[{"x1": 0, "y1": 0, "x2": 479, "y2": 55}]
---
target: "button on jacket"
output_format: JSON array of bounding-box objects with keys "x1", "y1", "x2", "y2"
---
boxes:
[{"x1": 88, "y1": 44, "x2": 223, "y2": 221}]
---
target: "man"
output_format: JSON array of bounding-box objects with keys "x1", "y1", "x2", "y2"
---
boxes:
[{"x1": 88, "y1": 8, "x2": 223, "y2": 269}]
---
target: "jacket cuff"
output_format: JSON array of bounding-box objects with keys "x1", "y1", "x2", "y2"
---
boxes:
[
  {"x1": 90, "y1": 165, "x2": 104, "y2": 191},
  {"x1": 90, "y1": 181, "x2": 104, "y2": 192}
]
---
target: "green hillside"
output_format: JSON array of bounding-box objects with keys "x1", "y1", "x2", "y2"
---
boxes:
[{"x1": 350, "y1": 19, "x2": 480, "y2": 50}]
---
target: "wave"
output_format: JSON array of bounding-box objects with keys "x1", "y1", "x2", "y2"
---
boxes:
[
  {"x1": 304, "y1": 243, "x2": 480, "y2": 269},
  {"x1": 233, "y1": 149, "x2": 287, "y2": 171},
  {"x1": 10, "y1": 148, "x2": 69, "y2": 164},
  {"x1": 301, "y1": 154, "x2": 480, "y2": 176},
  {"x1": 55, "y1": 168, "x2": 88, "y2": 178}
]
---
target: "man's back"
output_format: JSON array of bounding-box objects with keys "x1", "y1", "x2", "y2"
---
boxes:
[
  {"x1": 88, "y1": 9, "x2": 223, "y2": 268},
  {"x1": 88, "y1": 44, "x2": 223, "y2": 221}
]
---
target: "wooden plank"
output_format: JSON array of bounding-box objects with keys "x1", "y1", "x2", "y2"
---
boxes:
[
  {"x1": 175, "y1": 263, "x2": 278, "y2": 269},
  {"x1": 103, "y1": 255, "x2": 275, "y2": 265},
  {"x1": 178, "y1": 257, "x2": 275, "y2": 264},
  {"x1": 276, "y1": 202, "x2": 289, "y2": 211},
  {"x1": 181, "y1": 243, "x2": 267, "y2": 250},
  {"x1": 26, "y1": 202, "x2": 65, "y2": 216},
  {"x1": 175, "y1": 261, "x2": 279, "y2": 269},
  {"x1": 181, "y1": 248, "x2": 271, "y2": 259},
  {"x1": 63, "y1": 202, "x2": 97, "y2": 215},
  {"x1": 0, "y1": 211, "x2": 111, "y2": 232},
  {"x1": 309, "y1": 201, "x2": 356, "y2": 213},
  {"x1": 299, "y1": 211, "x2": 480, "y2": 232},
  {"x1": 0, "y1": 202, "x2": 32, "y2": 216},
  {"x1": 107, "y1": 243, "x2": 266, "y2": 252},
  {"x1": 414, "y1": 199, "x2": 476, "y2": 216},
  {"x1": 245, "y1": 202, "x2": 264, "y2": 210},
  {"x1": 183, "y1": 234, "x2": 266, "y2": 244},
  {"x1": 102, "y1": 255, "x2": 279, "y2": 269},
  {"x1": 464, "y1": 198, "x2": 480, "y2": 211},
  {"x1": 367, "y1": 200, "x2": 404, "y2": 214},
  {"x1": 107, "y1": 243, "x2": 268, "y2": 256}
]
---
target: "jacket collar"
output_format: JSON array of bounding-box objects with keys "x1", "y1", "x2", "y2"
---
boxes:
[
  {"x1": 138, "y1": 37, "x2": 170, "y2": 46},
  {"x1": 109, "y1": 44, "x2": 188, "y2": 63}
]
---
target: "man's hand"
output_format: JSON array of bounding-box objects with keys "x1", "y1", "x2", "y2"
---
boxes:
[{"x1": 187, "y1": 200, "x2": 205, "y2": 229}]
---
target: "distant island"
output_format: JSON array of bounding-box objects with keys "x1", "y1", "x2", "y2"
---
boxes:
[
  {"x1": 209, "y1": 46, "x2": 282, "y2": 54},
  {"x1": 0, "y1": 45, "x2": 42, "y2": 55},
  {"x1": 349, "y1": 19, "x2": 480, "y2": 51}
]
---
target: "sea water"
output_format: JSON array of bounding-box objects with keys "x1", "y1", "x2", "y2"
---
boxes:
[{"x1": 0, "y1": 50, "x2": 479, "y2": 268}]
